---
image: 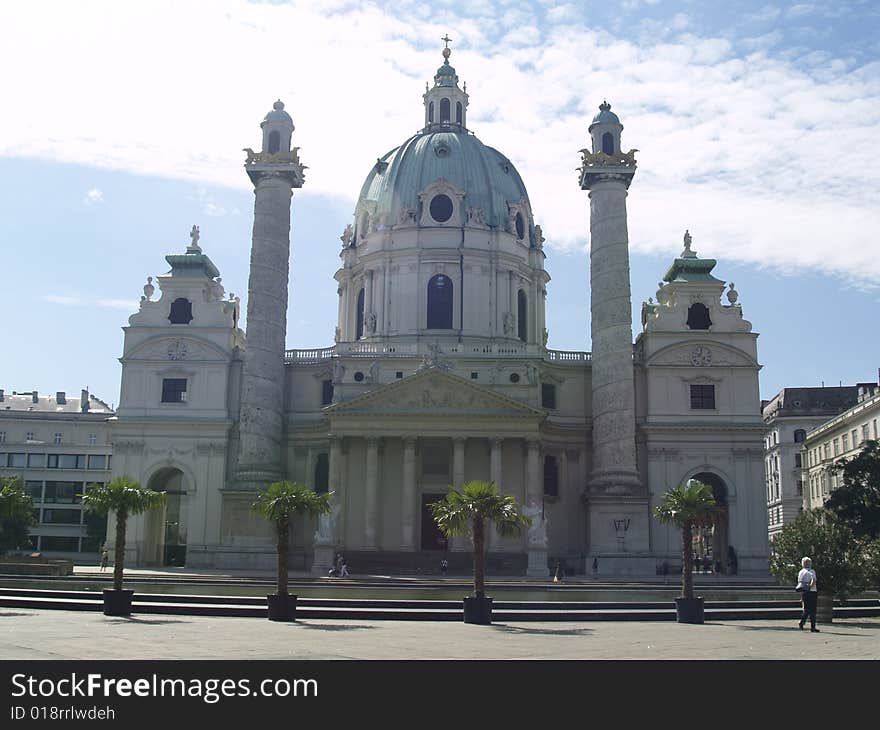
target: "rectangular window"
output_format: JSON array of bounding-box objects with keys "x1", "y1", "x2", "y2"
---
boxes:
[
  {"x1": 25, "y1": 432, "x2": 35, "y2": 442},
  {"x1": 0, "y1": 432, "x2": 5, "y2": 443},
  {"x1": 53, "y1": 433, "x2": 62, "y2": 445},
  {"x1": 40, "y1": 536, "x2": 80, "y2": 552},
  {"x1": 88, "y1": 434, "x2": 97, "y2": 445},
  {"x1": 25, "y1": 481, "x2": 43, "y2": 502},
  {"x1": 874, "y1": 419, "x2": 878, "y2": 439},
  {"x1": 862, "y1": 424, "x2": 870, "y2": 443},
  {"x1": 851, "y1": 429, "x2": 858, "y2": 446},
  {"x1": 690, "y1": 384, "x2": 715, "y2": 409},
  {"x1": 321, "y1": 379, "x2": 334, "y2": 406},
  {"x1": 794, "y1": 453, "x2": 802, "y2": 468},
  {"x1": 161, "y1": 378, "x2": 188, "y2": 403},
  {"x1": 27, "y1": 453, "x2": 45, "y2": 468},
  {"x1": 44, "y1": 481, "x2": 81, "y2": 504},
  {"x1": 796, "y1": 480, "x2": 803, "y2": 495},
  {"x1": 41, "y1": 508, "x2": 82, "y2": 525},
  {"x1": 87, "y1": 455, "x2": 107, "y2": 470},
  {"x1": 541, "y1": 383, "x2": 557, "y2": 410},
  {"x1": 833, "y1": 438, "x2": 839, "y2": 456},
  {"x1": 842, "y1": 434, "x2": 849, "y2": 452},
  {"x1": 48, "y1": 454, "x2": 86, "y2": 469},
  {"x1": 8, "y1": 453, "x2": 26, "y2": 468}
]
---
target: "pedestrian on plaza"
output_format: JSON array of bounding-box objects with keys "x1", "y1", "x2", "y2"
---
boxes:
[
  {"x1": 340, "y1": 558, "x2": 350, "y2": 578},
  {"x1": 592, "y1": 557, "x2": 598, "y2": 577},
  {"x1": 440, "y1": 557, "x2": 448, "y2": 576},
  {"x1": 99, "y1": 545, "x2": 108, "y2": 572},
  {"x1": 797, "y1": 556, "x2": 819, "y2": 632},
  {"x1": 553, "y1": 560, "x2": 563, "y2": 583}
]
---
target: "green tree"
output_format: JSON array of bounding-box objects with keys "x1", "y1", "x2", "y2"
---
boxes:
[
  {"x1": 430, "y1": 480, "x2": 530, "y2": 598},
  {"x1": 653, "y1": 480, "x2": 718, "y2": 599},
  {"x1": 0, "y1": 477, "x2": 36, "y2": 554},
  {"x1": 251, "y1": 481, "x2": 331, "y2": 598},
  {"x1": 826, "y1": 439, "x2": 880, "y2": 539},
  {"x1": 81, "y1": 477, "x2": 166, "y2": 591},
  {"x1": 769, "y1": 508, "x2": 869, "y2": 600}
]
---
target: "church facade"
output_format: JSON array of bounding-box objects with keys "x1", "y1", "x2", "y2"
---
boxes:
[{"x1": 109, "y1": 47, "x2": 769, "y2": 577}]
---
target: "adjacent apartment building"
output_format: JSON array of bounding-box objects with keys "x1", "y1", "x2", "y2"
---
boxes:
[
  {"x1": 762, "y1": 386, "x2": 860, "y2": 540},
  {"x1": 0, "y1": 388, "x2": 114, "y2": 558},
  {"x1": 802, "y1": 382, "x2": 880, "y2": 511}
]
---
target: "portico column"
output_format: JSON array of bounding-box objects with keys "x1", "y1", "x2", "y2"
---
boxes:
[
  {"x1": 451, "y1": 436, "x2": 466, "y2": 552},
  {"x1": 401, "y1": 436, "x2": 417, "y2": 551},
  {"x1": 365, "y1": 436, "x2": 380, "y2": 548},
  {"x1": 489, "y1": 437, "x2": 504, "y2": 551},
  {"x1": 526, "y1": 437, "x2": 542, "y2": 506},
  {"x1": 328, "y1": 436, "x2": 345, "y2": 540}
]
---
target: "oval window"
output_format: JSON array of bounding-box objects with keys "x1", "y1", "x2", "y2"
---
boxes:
[
  {"x1": 515, "y1": 212, "x2": 525, "y2": 240},
  {"x1": 430, "y1": 194, "x2": 454, "y2": 223}
]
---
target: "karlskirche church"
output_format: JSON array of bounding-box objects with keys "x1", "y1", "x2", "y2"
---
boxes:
[{"x1": 110, "y1": 46, "x2": 769, "y2": 577}]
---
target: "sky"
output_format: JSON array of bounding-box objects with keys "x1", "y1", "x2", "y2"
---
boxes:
[{"x1": 1, "y1": 0, "x2": 878, "y2": 406}]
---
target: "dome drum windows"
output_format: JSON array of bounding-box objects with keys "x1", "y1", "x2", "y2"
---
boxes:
[
  {"x1": 427, "y1": 274, "x2": 454, "y2": 330},
  {"x1": 440, "y1": 98, "x2": 451, "y2": 123},
  {"x1": 506, "y1": 200, "x2": 531, "y2": 242},
  {"x1": 429, "y1": 194, "x2": 454, "y2": 223}
]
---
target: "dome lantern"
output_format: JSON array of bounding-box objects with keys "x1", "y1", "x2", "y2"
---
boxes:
[
  {"x1": 260, "y1": 100, "x2": 294, "y2": 155},
  {"x1": 423, "y1": 35, "x2": 468, "y2": 132},
  {"x1": 588, "y1": 100, "x2": 623, "y2": 156}
]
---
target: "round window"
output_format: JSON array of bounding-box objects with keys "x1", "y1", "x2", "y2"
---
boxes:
[
  {"x1": 509, "y1": 373, "x2": 520, "y2": 383},
  {"x1": 515, "y1": 212, "x2": 525, "y2": 240},
  {"x1": 354, "y1": 371, "x2": 365, "y2": 382},
  {"x1": 430, "y1": 194, "x2": 454, "y2": 223}
]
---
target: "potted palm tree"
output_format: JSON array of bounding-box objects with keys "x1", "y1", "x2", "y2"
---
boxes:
[
  {"x1": 252, "y1": 481, "x2": 331, "y2": 622},
  {"x1": 431, "y1": 480, "x2": 530, "y2": 625},
  {"x1": 653, "y1": 480, "x2": 718, "y2": 624},
  {"x1": 81, "y1": 476, "x2": 166, "y2": 616}
]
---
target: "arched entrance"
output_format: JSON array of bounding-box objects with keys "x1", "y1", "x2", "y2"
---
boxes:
[
  {"x1": 690, "y1": 472, "x2": 730, "y2": 574},
  {"x1": 145, "y1": 468, "x2": 189, "y2": 567}
]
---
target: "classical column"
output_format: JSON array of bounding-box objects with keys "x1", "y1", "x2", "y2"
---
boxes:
[
  {"x1": 579, "y1": 102, "x2": 640, "y2": 495},
  {"x1": 235, "y1": 102, "x2": 305, "y2": 489},
  {"x1": 451, "y1": 436, "x2": 467, "y2": 552},
  {"x1": 365, "y1": 436, "x2": 380, "y2": 549},
  {"x1": 489, "y1": 437, "x2": 504, "y2": 551},
  {"x1": 526, "y1": 437, "x2": 543, "y2": 506},
  {"x1": 328, "y1": 436, "x2": 345, "y2": 539},
  {"x1": 304, "y1": 447, "x2": 314, "y2": 490},
  {"x1": 401, "y1": 437, "x2": 417, "y2": 551}
]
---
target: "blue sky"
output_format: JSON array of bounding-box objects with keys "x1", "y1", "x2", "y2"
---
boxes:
[{"x1": 2, "y1": 0, "x2": 878, "y2": 406}]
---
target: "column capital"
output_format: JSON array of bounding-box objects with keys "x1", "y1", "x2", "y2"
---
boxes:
[
  {"x1": 452, "y1": 436, "x2": 467, "y2": 445},
  {"x1": 402, "y1": 435, "x2": 418, "y2": 448},
  {"x1": 366, "y1": 435, "x2": 381, "y2": 447},
  {"x1": 490, "y1": 436, "x2": 505, "y2": 447}
]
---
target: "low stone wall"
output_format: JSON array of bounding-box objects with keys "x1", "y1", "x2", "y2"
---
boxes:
[{"x1": 0, "y1": 556, "x2": 74, "y2": 576}]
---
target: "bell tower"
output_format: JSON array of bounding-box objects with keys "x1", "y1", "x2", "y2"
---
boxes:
[
  {"x1": 235, "y1": 101, "x2": 305, "y2": 488},
  {"x1": 423, "y1": 35, "x2": 469, "y2": 132}
]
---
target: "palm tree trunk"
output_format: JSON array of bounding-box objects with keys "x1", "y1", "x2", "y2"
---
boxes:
[
  {"x1": 113, "y1": 509, "x2": 127, "y2": 592},
  {"x1": 473, "y1": 516, "x2": 485, "y2": 598},
  {"x1": 277, "y1": 516, "x2": 289, "y2": 597},
  {"x1": 682, "y1": 522, "x2": 693, "y2": 600}
]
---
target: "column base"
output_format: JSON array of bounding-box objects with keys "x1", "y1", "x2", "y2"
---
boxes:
[
  {"x1": 588, "y1": 468, "x2": 642, "y2": 495},
  {"x1": 526, "y1": 548, "x2": 549, "y2": 577},
  {"x1": 234, "y1": 465, "x2": 283, "y2": 491},
  {"x1": 311, "y1": 545, "x2": 337, "y2": 576}
]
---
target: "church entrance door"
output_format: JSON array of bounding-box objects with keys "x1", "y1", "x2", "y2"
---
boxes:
[{"x1": 421, "y1": 494, "x2": 448, "y2": 551}]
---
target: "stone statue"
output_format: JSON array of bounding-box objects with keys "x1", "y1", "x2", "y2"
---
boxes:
[
  {"x1": 189, "y1": 225, "x2": 201, "y2": 252},
  {"x1": 681, "y1": 229, "x2": 696, "y2": 258},
  {"x1": 143, "y1": 276, "x2": 155, "y2": 301},
  {"x1": 211, "y1": 277, "x2": 225, "y2": 301},
  {"x1": 397, "y1": 207, "x2": 417, "y2": 225},
  {"x1": 368, "y1": 360, "x2": 380, "y2": 383},
  {"x1": 523, "y1": 502, "x2": 548, "y2": 548},
  {"x1": 242, "y1": 147, "x2": 257, "y2": 164},
  {"x1": 340, "y1": 224, "x2": 353, "y2": 248},
  {"x1": 332, "y1": 359, "x2": 346, "y2": 384},
  {"x1": 656, "y1": 282, "x2": 669, "y2": 305},
  {"x1": 334, "y1": 326, "x2": 341, "y2": 344},
  {"x1": 525, "y1": 363, "x2": 538, "y2": 386},
  {"x1": 542, "y1": 328, "x2": 549, "y2": 347},
  {"x1": 534, "y1": 224, "x2": 545, "y2": 249},
  {"x1": 727, "y1": 282, "x2": 739, "y2": 305},
  {"x1": 314, "y1": 501, "x2": 340, "y2": 546},
  {"x1": 503, "y1": 311, "x2": 515, "y2": 336},
  {"x1": 366, "y1": 311, "x2": 377, "y2": 334}
]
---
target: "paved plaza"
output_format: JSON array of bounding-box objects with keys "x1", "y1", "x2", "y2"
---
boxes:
[{"x1": 2, "y1": 608, "x2": 878, "y2": 660}]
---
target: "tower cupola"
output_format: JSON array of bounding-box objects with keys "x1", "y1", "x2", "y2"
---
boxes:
[
  {"x1": 260, "y1": 100, "x2": 294, "y2": 154},
  {"x1": 588, "y1": 101, "x2": 623, "y2": 156},
  {"x1": 423, "y1": 36, "x2": 469, "y2": 132}
]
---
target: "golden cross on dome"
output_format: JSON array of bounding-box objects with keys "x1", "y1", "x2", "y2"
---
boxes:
[{"x1": 442, "y1": 34, "x2": 452, "y2": 49}]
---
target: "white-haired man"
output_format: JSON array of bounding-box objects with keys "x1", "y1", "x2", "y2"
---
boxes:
[{"x1": 797, "y1": 557, "x2": 819, "y2": 632}]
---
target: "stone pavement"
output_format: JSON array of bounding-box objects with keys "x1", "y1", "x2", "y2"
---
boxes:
[{"x1": 1, "y1": 608, "x2": 877, "y2": 660}]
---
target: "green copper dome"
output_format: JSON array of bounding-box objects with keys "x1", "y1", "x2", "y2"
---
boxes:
[
  {"x1": 357, "y1": 130, "x2": 531, "y2": 231},
  {"x1": 589, "y1": 101, "x2": 620, "y2": 127}
]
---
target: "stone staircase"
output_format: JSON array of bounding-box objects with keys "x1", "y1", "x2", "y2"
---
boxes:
[{"x1": 336, "y1": 551, "x2": 527, "y2": 576}]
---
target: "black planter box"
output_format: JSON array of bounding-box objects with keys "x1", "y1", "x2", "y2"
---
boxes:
[
  {"x1": 463, "y1": 595, "x2": 493, "y2": 625},
  {"x1": 267, "y1": 594, "x2": 297, "y2": 622},
  {"x1": 675, "y1": 596, "x2": 705, "y2": 624},
  {"x1": 103, "y1": 589, "x2": 134, "y2": 617}
]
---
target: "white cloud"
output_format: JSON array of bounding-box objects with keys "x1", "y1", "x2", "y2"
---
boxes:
[
  {"x1": 43, "y1": 294, "x2": 136, "y2": 310},
  {"x1": 83, "y1": 188, "x2": 104, "y2": 205},
  {"x1": 2, "y1": 0, "x2": 878, "y2": 282}
]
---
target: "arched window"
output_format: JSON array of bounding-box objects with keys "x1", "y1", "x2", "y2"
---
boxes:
[
  {"x1": 355, "y1": 288, "x2": 365, "y2": 339},
  {"x1": 428, "y1": 101, "x2": 434, "y2": 123},
  {"x1": 314, "y1": 453, "x2": 329, "y2": 494},
  {"x1": 794, "y1": 429, "x2": 807, "y2": 443},
  {"x1": 456, "y1": 101, "x2": 462, "y2": 124},
  {"x1": 517, "y1": 289, "x2": 527, "y2": 342},
  {"x1": 268, "y1": 130, "x2": 281, "y2": 154},
  {"x1": 602, "y1": 132, "x2": 614, "y2": 155},
  {"x1": 169, "y1": 298, "x2": 193, "y2": 324},
  {"x1": 515, "y1": 212, "x2": 525, "y2": 240},
  {"x1": 686, "y1": 303, "x2": 711, "y2": 330},
  {"x1": 440, "y1": 98, "x2": 450, "y2": 123},
  {"x1": 427, "y1": 274, "x2": 453, "y2": 329}
]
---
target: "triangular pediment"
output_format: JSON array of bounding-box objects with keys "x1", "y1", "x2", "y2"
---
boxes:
[{"x1": 325, "y1": 366, "x2": 545, "y2": 419}]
